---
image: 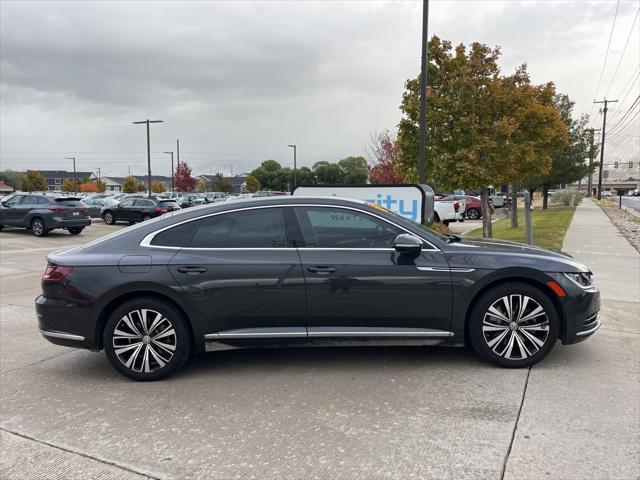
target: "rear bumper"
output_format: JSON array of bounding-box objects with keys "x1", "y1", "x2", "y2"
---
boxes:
[
  {"x1": 44, "y1": 216, "x2": 91, "y2": 229},
  {"x1": 35, "y1": 295, "x2": 98, "y2": 350}
]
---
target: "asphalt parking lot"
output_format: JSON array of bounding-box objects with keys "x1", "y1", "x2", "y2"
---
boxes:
[{"x1": 1, "y1": 216, "x2": 638, "y2": 480}]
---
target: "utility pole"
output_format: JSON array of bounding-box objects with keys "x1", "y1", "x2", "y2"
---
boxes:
[
  {"x1": 593, "y1": 99, "x2": 617, "y2": 200},
  {"x1": 288, "y1": 144, "x2": 297, "y2": 188},
  {"x1": 65, "y1": 156, "x2": 76, "y2": 193},
  {"x1": 418, "y1": 0, "x2": 430, "y2": 184},
  {"x1": 176, "y1": 139, "x2": 180, "y2": 165},
  {"x1": 586, "y1": 128, "x2": 601, "y2": 197},
  {"x1": 133, "y1": 119, "x2": 164, "y2": 197},
  {"x1": 164, "y1": 151, "x2": 175, "y2": 192}
]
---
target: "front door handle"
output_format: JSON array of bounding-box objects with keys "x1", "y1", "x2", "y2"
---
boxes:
[
  {"x1": 177, "y1": 266, "x2": 208, "y2": 274},
  {"x1": 307, "y1": 266, "x2": 337, "y2": 274}
]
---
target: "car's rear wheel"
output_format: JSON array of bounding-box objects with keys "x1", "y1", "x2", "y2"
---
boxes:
[
  {"x1": 103, "y1": 211, "x2": 115, "y2": 225},
  {"x1": 466, "y1": 208, "x2": 480, "y2": 220},
  {"x1": 142, "y1": 214, "x2": 151, "y2": 221},
  {"x1": 68, "y1": 227, "x2": 84, "y2": 235},
  {"x1": 103, "y1": 298, "x2": 191, "y2": 381},
  {"x1": 31, "y1": 218, "x2": 48, "y2": 237},
  {"x1": 468, "y1": 282, "x2": 559, "y2": 368}
]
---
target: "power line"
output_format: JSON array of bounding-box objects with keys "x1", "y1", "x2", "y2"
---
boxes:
[
  {"x1": 608, "y1": 94, "x2": 640, "y2": 135},
  {"x1": 589, "y1": 0, "x2": 621, "y2": 124},
  {"x1": 608, "y1": 108, "x2": 640, "y2": 140},
  {"x1": 604, "y1": 6, "x2": 640, "y2": 98},
  {"x1": 610, "y1": 68, "x2": 640, "y2": 118}
]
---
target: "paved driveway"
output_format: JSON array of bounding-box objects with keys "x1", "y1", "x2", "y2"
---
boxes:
[{"x1": 0, "y1": 210, "x2": 638, "y2": 479}]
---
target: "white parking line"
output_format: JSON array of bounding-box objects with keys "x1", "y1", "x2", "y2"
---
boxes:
[{"x1": 0, "y1": 245, "x2": 79, "y2": 254}]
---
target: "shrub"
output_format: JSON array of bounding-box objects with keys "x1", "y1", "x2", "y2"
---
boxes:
[
  {"x1": 429, "y1": 221, "x2": 453, "y2": 235},
  {"x1": 551, "y1": 189, "x2": 583, "y2": 206}
]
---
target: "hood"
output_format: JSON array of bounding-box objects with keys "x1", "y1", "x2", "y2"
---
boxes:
[{"x1": 444, "y1": 237, "x2": 590, "y2": 273}]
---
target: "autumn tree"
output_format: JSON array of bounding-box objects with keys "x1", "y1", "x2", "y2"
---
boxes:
[
  {"x1": 367, "y1": 130, "x2": 404, "y2": 184},
  {"x1": 95, "y1": 180, "x2": 107, "y2": 193},
  {"x1": 136, "y1": 181, "x2": 147, "y2": 192},
  {"x1": 21, "y1": 170, "x2": 48, "y2": 192},
  {"x1": 62, "y1": 179, "x2": 80, "y2": 192},
  {"x1": 245, "y1": 175, "x2": 260, "y2": 193},
  {"x1": 122, "y1": 176, "x2": 137, "y2": 193},
  {"x1": 524, "y1": 94, "x2": 593, "y2": 209},
  {"x1": 175, "y1": 162, "x2": 196, "y2": 192},
  {"x1": 151, "y1": 181, "x2": 165, "y2": 194},
  {"x1": 397, "y1": 37, "x2": 567, "y2": 236}
]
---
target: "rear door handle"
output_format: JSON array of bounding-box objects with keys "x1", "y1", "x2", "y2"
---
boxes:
[
  {"x1": 177, "y1": 266, "x2": 208, "y2": 274},
  {"x1": 307, "y1": 266, "x2": 337, "y2": 274}
]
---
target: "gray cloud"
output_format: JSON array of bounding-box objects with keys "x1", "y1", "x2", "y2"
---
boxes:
[{"x1": 1, "y1": 0, "x2": 638, "y2": 177}]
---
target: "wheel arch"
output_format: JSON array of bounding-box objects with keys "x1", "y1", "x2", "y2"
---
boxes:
[
  {"x1": 95, "y1": 290, "x2": 199, "y2": 353},
  {"x1": 461, "y1": 274, "x2": 566, "y2": 346}
]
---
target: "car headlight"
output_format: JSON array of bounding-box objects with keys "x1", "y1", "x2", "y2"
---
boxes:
[{"x1": 563, "y1": 272, "x2": 594, "y2": 289}]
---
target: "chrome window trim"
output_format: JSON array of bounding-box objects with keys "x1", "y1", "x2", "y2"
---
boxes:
[
  {"x1": 417, "y1": 267, "x2": 476, "y2": 273},
  {"x1": 562, "y1": 272, "x2": 594, "y2": 290},
  {"x1": 40, "y1": 329, "x2": 85, "y2": 341},
  {"x1": 140, "y1": 203, "x2": 439, "y2": 251}
]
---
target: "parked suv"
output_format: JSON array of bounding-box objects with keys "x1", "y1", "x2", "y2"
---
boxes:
[
  {"x1": 0, "y1": 193, "x2": 91, "y2": 236},
  {"x1": 101, "y1": 197, "x2": 179, "y2": 225}
]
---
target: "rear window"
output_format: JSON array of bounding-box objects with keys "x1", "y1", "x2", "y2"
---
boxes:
[
  {"x1": 150, "y1": 220, "x2": 200, "y2": 247},
  {"x1": 54, "y1": 198, "x2": 82, "y2": 207}
]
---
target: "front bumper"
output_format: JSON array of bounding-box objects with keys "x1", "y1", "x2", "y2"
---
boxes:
[{"x1": 553, "y1": 274, "x2": 601, "y2": 345}]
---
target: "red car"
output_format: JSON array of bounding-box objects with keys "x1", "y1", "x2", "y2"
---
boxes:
[{"x1": 442, "y1": 195, "x2": 493, "y2": 220}]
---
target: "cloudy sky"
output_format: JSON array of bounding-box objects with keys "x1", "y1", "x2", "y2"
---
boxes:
[{"x1": 1, "y1": 0, "x2": 638, "y2": 178}]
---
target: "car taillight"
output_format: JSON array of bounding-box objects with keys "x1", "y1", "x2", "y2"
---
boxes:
[
  {"x1": 48, "y1": 207, "x2": 64, "y2": 213},
  {"x1": 453, "y1": 202, "x2": 460, "y2": 212},
  {"x1": 43, "y1": 266, "x2": 73, "y2": 282},
  {"x1": 156, "y1": 207, "x2": 166, "y2": 214}
]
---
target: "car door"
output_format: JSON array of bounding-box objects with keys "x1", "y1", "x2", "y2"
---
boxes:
[
  {"x1": 0, "y1": 195, "x2": 25, "y2": 225},
  {"x1": 115, "y1": 198, "x2": 135, "y2": 221},
  {"x1": 292, "y1": 205, "x2": 453, "y2": 335},
  {"x1": 164, "y1": 206, "x2": 306, "y2": 337},
  {"x1": 133, "y1": 199, "x2": 152, "y2": 220},
  {"x1": 16, "y1": 195, "x2": 38, "y2": 227}
]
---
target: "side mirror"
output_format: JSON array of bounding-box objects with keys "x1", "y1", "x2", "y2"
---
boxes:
[{"x1": 394, "y1": 233, "x2": 423, "y2": 256}]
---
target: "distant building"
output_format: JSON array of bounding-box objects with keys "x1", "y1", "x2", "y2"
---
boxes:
[
  {"x1": 197, "y1": 174, "x2": 248, "y2": 194},
  {"x1": 35, "y1": 170, "x2": 96, "y2": 192},
  {"x1": 101, "y1": 175, "x2": 173, "y2": 193},
  {"x1": 0, "y1": 180, "x2": 14, "y2": 193}
]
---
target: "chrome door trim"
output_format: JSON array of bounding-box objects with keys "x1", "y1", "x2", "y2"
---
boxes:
[
  {"x1": 205, "y1": 327, "x2": 308, "y2": 340},
  {"x1": 140, "y1": 203, "x2": 439, "y2": 251},
  {"x1": 576, "y1": 319, "x2": 601, "y2": 336},
  {"x1": 307, "y1": 327, "x2": 453, "y2": 337},
  {"x1": 416, "y1": 266, "x2": 476, "y2": 273},
  {"x1": 39, "y1": 329, "x2": 85, "y2": 341}
]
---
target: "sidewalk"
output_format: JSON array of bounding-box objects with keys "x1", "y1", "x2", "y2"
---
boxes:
[
  {"x1": 504, "y1": 198, "x2": 640, "y2": 480},
  {"x1": 562, "y1": 198, "x2": 639, "y2": 302}
]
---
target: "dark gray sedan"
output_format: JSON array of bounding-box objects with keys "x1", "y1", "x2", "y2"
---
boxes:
[
  {"x1": 0, "y1": 193, "x2": 91, "y2": 236},
  {"x1": 35, "y1": 196, "x2": 600, "y2": 380}
]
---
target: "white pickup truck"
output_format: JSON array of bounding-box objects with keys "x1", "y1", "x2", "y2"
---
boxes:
[{"x1": 434, "y1": 198, "x2": 466, "y2": 226}]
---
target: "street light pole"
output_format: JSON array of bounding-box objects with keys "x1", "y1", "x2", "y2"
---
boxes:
[
  {"x1": 418, "y1": 0, "x2": 430, "y2": 185},
  {"x1": 288, "y1": 144, "x2": 297, "y2": 188},
  {"x1": 133, "y1": 119, "x2": 163, "y2": 197},
  {"x1": 164, "y1": 151, "x2": 174, "y2": 192},
  {"x1": 65, "y1": 156, "x2": 76, "y2": 193}
]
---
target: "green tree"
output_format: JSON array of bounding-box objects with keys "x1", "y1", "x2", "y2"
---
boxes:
[
  {"x1": 1, "y1": 170, "x2": 25, "y2": 189},
  {"x1": 20, "y1": 171, "x2": 48, "y2": 192},
  {"x1": 397, "y1": 37, "x2": 567, "y2": 236},
  {"x1": 524, "y1": 94, "x2": 594, "y2": 209},
  {"x1": 338, "y1": 156, "x2": 369, "y2": 184},
  {"x1": 251, "y1": 160, "x2": 286, "y2": 191},
  {"x1": 197, "y1": 179, "x2": 206, "y2": 193},
  {"x1": 122, "y1": 176, "x2": 137, "y2": 194},
  {"x1": 245, "y1": 175, "x2": 260, "y2": 193},
  {"x1": 61, "y1": 179, "x2": 79, "y2": 192},
  {"x1": 294, "y1": 166, "x2": 315, "y2": 186},
  {"x1": 313, "y1": 161, "x2": 343, "y2": 184},
  {"x1": 215, "y1": 177, "x2": 234, "y2": 194}
]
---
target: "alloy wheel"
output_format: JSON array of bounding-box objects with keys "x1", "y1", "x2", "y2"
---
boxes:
[
  {"x1": 482, "y1": 294, "x2": 550, "y2": 360},
  {"x1": 112, "y1": 309, "x2": 177, "y2": 373},
  {"x1": 104, "y1": 212, "x2": 114, "y2": 224},
  {"x1": 466, "y1": 208, "x2": 480, "y2": 220},
  {"x1": 32, "y1": 219, "x2": 45, "y2": 236}
]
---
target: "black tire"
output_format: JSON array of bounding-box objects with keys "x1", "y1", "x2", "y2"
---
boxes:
[
  {"x1": 443, "y1": 220, "x2": 451, "y2": 226},
  {"x1": 142, "y1": 214, "x2": 152, "y2": 221},
  {"x1": 31, "y1": 217, "x2": 48, "y2": 237},
  {"x1": 433, "y1": 212, "x2": 441, "y2": 223},
  {"x1": 468, "y1": 282, "x2": 559, "y2": 368},
  {"x1": 103, "y1": 211, "x2": 115, "y2": 225},
  {"x1": 0, "y1": 225, "x2": 3, "y2": 231},
  {"x1": 466, "y1": 208, "x2": 481, "y2": 220},
  {"x1": 103, "y1": 297, "x2": 192, "y2": 381},
  {"x1": 68, "y1": 227, "x2": 84, "y2": 235}
]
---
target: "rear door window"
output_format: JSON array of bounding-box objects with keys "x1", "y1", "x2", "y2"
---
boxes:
[
  {"x1": 150, "y1": 220, "x2": 200, "y2": 247},
  {"x1": 189, "y1": 208, "x2": 287, "y2": 248}
]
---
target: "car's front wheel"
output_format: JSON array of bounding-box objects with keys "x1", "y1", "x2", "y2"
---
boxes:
[
  {"x1": 103, "y1": 297, "x2": 192, "y2": 381},
  {"x1": 468, "y1": 282, "x2": 559, "y2": 368}
]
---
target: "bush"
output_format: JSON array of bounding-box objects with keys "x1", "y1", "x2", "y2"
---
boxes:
[
  {"x1": 429, "y1": 221, "x2": 453, "y2": 235},
  {"x1": 551, "y1": 189, "x2": 583, "y2": 206}
]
